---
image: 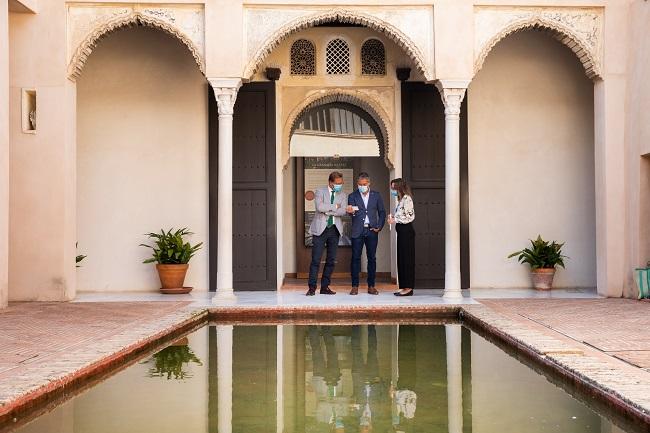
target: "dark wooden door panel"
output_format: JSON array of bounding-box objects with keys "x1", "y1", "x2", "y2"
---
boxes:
[
  {"x1": 233, "y1": 91, "x2": 268, "y2": 184},
  {"x1": 412, "y1": 187, "x2": 445, "y2": 287},
  {"x1": 233, "y1": 189, "x2": 268, "y2": 283},
  {"x1": 402, "y1": 82, "x2": 469, "y2": 289},
  {"x1": 209, "y1": 82, "x2": 277, "y2": 291}
]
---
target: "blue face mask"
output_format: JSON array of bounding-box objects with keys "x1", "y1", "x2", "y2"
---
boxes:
[
  {"x1": 332, "y1": 184, "x2": 343, "y2": 193},
  {"x1": 390, "y1": 190, "x2": 399, "y2": 197},
  {"x1": 358, "y1": 185, "x2": 369, "y2": 194}
]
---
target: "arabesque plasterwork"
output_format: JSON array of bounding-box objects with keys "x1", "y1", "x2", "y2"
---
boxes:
[{"x1": 67, "y1": 4, "x2": 205, "y2": 80}]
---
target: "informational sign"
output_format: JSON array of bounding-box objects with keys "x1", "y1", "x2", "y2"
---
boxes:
[{"x1": 304, "y1": 157, "x2": 354, "y2": 247}]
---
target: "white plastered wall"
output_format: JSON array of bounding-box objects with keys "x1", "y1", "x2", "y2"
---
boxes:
[
  {"x1": 76, "y1": 27, "x2": 209, "y2": 292},
  {"x1": 0, "y1": 0, "x2": 8, "y2": 308},
  {"x1": 626, "y1": 0, "x2": 650, "y2": 298},
  {"x1": 468, "y1": 31, "x2": 596, "y2": 289}
]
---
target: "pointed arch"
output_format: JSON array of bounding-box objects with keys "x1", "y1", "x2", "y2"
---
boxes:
[
  {"x1": 68, "y1": 12, "x2": 205, "y2": 81},
  {"x1": 474, "y1": 18, "x2": 601, "y2": 80},
  {"x1": 244, "y1": 8, "x2": 430, "y2": 80},
  {"x1": 285, "y1": 90, "x2": 394, "y2": 169}
]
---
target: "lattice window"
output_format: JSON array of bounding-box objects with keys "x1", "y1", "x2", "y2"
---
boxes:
[
  {"x1": 326, "y1": 39, "x2": 350, "y2": 75},
  {"x1": 361, "y1": 39, "x2": 386, "y2": 75},
  {"x1": 290, "y1": 39, "x2": 316, "y2": 75}
]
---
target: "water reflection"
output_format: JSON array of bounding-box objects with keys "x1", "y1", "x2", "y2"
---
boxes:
[{"x1": 8, "y1": 324, "x2": 635, "y2": 433}]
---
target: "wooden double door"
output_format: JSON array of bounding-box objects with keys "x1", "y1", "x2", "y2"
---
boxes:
[
  {"x1": 207, "y1": 81, "x2": 468, "y2": 291},
  {"x1": 401, "y1": 82, "x2": 469, "y2": 289},
  {"x1": 208, "y1": 82, "x2": 277, "y2": 291}
]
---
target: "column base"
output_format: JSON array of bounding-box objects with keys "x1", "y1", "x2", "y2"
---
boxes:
[
  {"x1": 443, "y1": 291, "x2": 464, "y2": 300},
  {"x1": 212, "y1": 271, "x2": 237, "y2": 304},
  {"x1": 211, "y1": 292, "x2": 237, "y2": 305}
]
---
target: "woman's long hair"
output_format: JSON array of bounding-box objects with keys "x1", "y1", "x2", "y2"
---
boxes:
[{"x1": 390, "y1": 178, "x2": 413, "y2": 200}]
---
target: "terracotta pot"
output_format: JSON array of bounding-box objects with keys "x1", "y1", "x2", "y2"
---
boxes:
[
  {"x1": 156, "y1": 264, "x2": 191, "y2": 294},
  {"x1": 531, "y1": 268, "x2": 556, "y2": 290}
]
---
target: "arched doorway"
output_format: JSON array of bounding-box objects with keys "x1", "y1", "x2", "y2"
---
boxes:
[
  {"x1": 76, "y1": 26, "x2": 209, "y2": 292},
  {"x1": 289, "y1": 102, "x2": 392, "y2": 282},
  {"x1": 468, "y1": 28, "x2": 596, "y2": 289}
]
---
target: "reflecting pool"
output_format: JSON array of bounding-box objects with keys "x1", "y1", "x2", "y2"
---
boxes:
[{"x1": 7, "y1": 324, "x2": 637, "y2": 433}]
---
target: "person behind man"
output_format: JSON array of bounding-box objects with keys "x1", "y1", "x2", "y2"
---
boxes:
[
  {"x1": 347, "y1": 172, "x2": 386, "y2": 295},
  {"x1": 388, "y1": 178, "x2": 416, "y2": 296},
  {"x1": 307, "y1": 171, "x2": 349, "y2": 296}
]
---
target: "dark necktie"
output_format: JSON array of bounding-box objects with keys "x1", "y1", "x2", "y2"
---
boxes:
[{"x1": 327, "y1": 190, "x2": 335, "y2": 227}]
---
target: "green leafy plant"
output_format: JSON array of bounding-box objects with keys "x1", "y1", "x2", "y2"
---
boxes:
[
  {"x1": 140, "y1": 228, "x2": 202, "y2": 265},
  {"x1": 508, "y1": 235, "x2": 568, "y2": 270},
  {"x1": 146, "y1": 344, "x2": 203, "y2": 380}
]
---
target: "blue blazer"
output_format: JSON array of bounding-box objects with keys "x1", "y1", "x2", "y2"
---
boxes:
[{"x1": 348, "y1": 190, "x2": 386, "y2": 239}]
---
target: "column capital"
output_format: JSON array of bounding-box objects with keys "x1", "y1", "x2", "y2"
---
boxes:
[
  {"x1": 435, "y1": 80, "x2": 471, "y2": 116},
  {"x1": 208, "y1": 78, "x2": 243, "y2": 116}
]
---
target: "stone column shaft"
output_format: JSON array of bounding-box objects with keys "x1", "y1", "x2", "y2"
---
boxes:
[
  {"x1": 209, "y1": 79, "x2": 241, "y2": 300},
  {"x1": 436, "y1": 80, "x2": 469, "y2": 300}
]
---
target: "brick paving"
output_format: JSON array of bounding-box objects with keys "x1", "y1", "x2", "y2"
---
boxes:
[
  {"x1": 461, "y1": 302, "x2": 650, "y2": 424},
  {"x1": 480, "y1": 299, "x2": 650, "y2": 370},
  {"x1": 0, "y1": 302, "x2": 205, "y2": 422}
]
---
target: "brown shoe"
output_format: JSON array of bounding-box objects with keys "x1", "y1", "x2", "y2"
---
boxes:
[
  {"x1": 320, "y1": 287, "x2": 336, "y2": 295},
  {"x1": 368, "y1": 287, "x2": 379, "y2": 295},
  {"x1": 350, "y1": 286, "x2": 359, "y2": 295}
]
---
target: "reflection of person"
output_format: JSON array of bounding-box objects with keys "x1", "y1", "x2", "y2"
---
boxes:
[
  {"x1": 307, "y1": 172, "x2": 349, "y2": 296},
  {"x1": 351, "y1": 325, "x2": 381, "y2": 432},
  {"x1": 388, "y1": 178, "x2": 416, "y2": 297},
  {"x1": 393, "y1": 326, "x2": 417, "y2": 431},
  {"x1": 308, "y1": 326, "x2": 344, "y2": 430},
  {"x1": 347, "y1": 173, "x2": 386, "y2": 295}
]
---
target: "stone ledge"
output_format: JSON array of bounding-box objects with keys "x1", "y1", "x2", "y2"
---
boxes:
[
  {"x1": 460, "y1": 304, "x2": 650, "y2": 427},
  {"x1": 0, "y1": 307, "x2": 207, "y2": 426}
]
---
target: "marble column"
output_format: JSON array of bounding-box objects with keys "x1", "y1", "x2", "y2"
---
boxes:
[
  {"x1": 0, "y1": 0, "x2": 8, "y2": 308},
  {"x1": 445, "y1": 324, "x2": 463, "y2": 433},
  {"x1": 216, "y1": 325, "x2": 234, "y2": 433},
  {"x1": 435, "y1": 80, "x2": 469, "y2": 300},
  {"x1": 209, "y1": 79, "x2": 241, "y2": 300}
]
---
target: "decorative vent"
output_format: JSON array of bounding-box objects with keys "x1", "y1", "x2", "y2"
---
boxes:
[
  {"x1": 290, "y1": 39, "x2": 316, "y2": 75},
  {"x1": 361, "y1": 39, "x2": 386, "y2": 75},
  {"x1": 326, "y1": 38, "x2": 350, "y2": 75}
]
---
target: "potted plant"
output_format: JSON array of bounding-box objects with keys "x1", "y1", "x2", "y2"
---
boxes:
[
  {"x1": 146, "y1": 340, "x2": 202, "y2": 380},
  {"x1": 508, "y1": 235, "x2": 568, "y2": 290},
  {"x1": 140, "y1": 228, "x2": 202, "y2": 294}
]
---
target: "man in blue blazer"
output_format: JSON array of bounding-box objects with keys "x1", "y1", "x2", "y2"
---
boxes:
[{"x1": 347, "y1": 172, "x2": 386, "y2": 295}]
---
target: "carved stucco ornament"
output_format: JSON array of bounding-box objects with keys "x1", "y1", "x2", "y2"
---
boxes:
[
  {"x1": 67, "y1": 4, "x2": 205, "y2": 81},
  {"x1": 474, "y1": 6, "x2": 604, "y2": 80},
  {"x1": 244, "y1": 7, "x2": 433, "y2": 81},
  {"x1": 283, "y1": 88, "x2": 395, "y2": 170}
]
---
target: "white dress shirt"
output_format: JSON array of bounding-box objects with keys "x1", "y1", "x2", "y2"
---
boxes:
[{"x1": 362, "y1": 191, "x2": 370, "y2": 224}]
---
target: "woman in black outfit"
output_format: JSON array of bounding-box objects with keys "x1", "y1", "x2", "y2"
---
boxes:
[{"x1": 388, "y1": 178, "x2": 415, "y2": 296}]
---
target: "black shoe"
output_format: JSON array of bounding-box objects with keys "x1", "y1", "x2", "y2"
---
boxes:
[
  {"x1": 320, "y1": 287, "x2": 336, "y2": 295},
  {"x1": 394, "y1": 290, "x2": 413, "y2": 297},
  {"x1": 306, "y1": 287, "x2": 316, "y2": 296}
]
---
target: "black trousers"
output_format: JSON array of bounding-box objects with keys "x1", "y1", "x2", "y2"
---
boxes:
[
  {"x1": 396, "y1": 222, "x2": 416, "y2": 289},
  {"x1": 308, "y1": 226, "x2": 340, "y2": 289}
]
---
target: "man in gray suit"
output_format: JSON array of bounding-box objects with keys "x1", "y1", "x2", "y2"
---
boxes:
[{"x1": 307, "y1": 171, "x2": 350, "y2": 296}]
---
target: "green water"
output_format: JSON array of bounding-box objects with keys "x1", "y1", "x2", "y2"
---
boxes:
[{"x1": 8, "y1": 324, "x2": 639, "y2": 433}]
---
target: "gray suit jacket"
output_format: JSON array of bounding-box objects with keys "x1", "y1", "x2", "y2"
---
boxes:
[{"x1": 309, "y1": 186, "x2": 348, "y2": 236}]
